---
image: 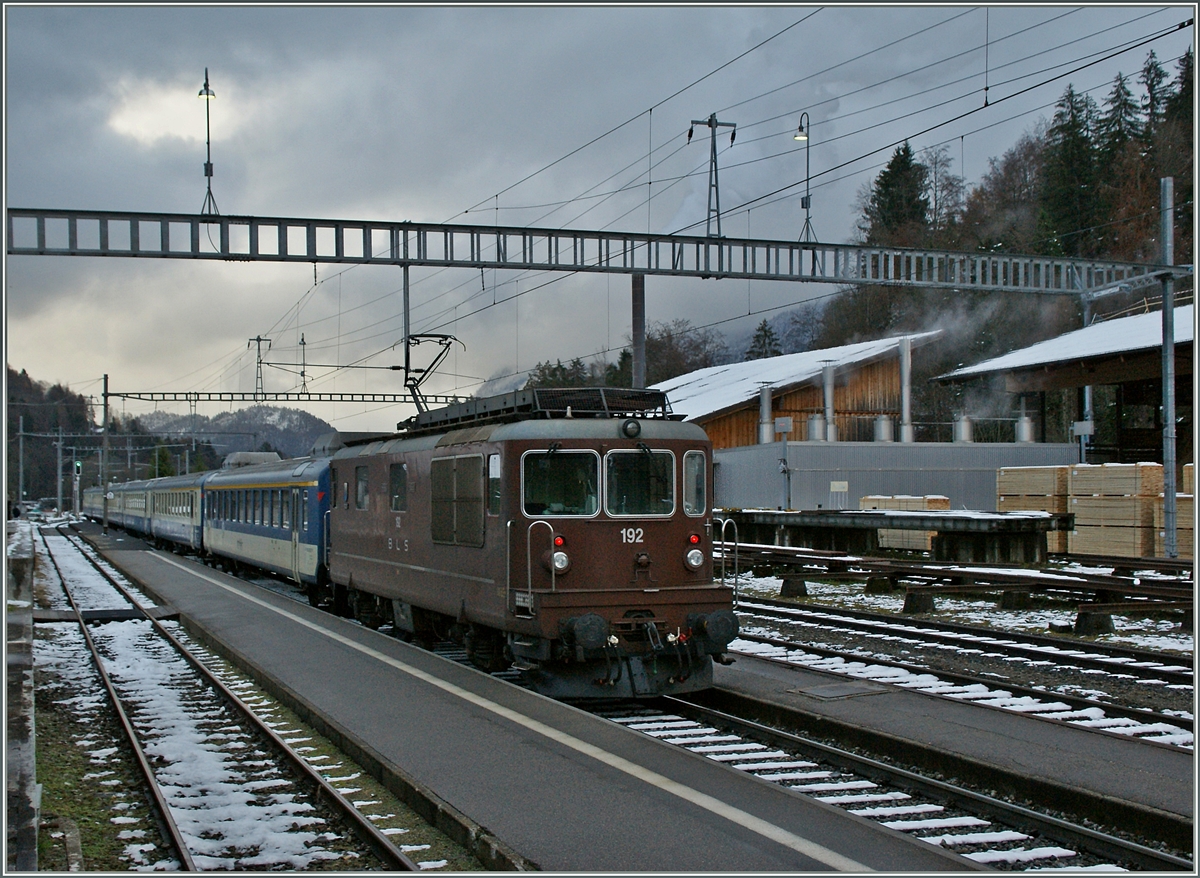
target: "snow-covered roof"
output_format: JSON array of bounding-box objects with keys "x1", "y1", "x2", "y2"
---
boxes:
[
  {"x1": 655, "y1": 331, "x2": 940, "y2": 422},
  {"x1": 939, "y1": 305, "x2": 1194, "y2": 381}
]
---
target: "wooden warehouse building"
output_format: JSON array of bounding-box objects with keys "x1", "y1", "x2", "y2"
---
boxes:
[
  {"x1": 937, "y1": 304, "x2": 1194, "y2": 469},
  {"x1": 654, "y1": 332, "x2": 941, "y2": 449}
]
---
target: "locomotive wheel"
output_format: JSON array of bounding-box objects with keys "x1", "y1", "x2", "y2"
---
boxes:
[{"x1": 306, "y1": 582, "x2": 320, "y2": 608}]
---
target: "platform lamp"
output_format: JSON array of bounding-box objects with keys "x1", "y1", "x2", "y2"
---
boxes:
[
  {"x1": 199, "y1": 68, "x2": 219, "y2": 216},
  {"x1": 793, "y1": 113, "x2": 816, "y2": 243}
]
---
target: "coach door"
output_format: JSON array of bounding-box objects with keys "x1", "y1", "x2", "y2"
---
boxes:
[{"x1": 289, "y1": 488, "x2": 302, "y2": 583}]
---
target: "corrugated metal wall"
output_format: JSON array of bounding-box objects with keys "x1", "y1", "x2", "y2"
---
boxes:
[{"x1": 714, "y1": 442, "x2": 1080, "y2": 512}]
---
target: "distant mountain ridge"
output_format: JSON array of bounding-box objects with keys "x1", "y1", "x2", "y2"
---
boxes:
[{"x1": 137, "y1": 405, "x2": 334, "y2": 459}]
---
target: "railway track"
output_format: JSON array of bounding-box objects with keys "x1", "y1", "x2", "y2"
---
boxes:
[
  {"x1": 592, "y1": 698, "x2": 1193, "y2": 871},
  {"x1": 39, "y1": 529, "x2": 426, "y2": 871},
  {"x1": 738, "y1": 597, "x2": 1193, "y2": 684},
  {"x1": 734, "y1": 599, "x2": 1193, "y2": 748}
]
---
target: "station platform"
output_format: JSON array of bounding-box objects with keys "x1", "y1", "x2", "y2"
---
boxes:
[
  {"x1": 703, "y1": 652, "x2": 1193, "y2": 848},
  {"x1": 6, "y1": 520, "x2": 39, "y2": 872},
  {"x1": 74, "y1": 522, "x2": 975, "y2": 872}
]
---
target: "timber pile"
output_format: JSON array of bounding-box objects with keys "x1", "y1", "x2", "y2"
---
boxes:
[
  {"x1": 1153, "y1": 494, "x2": 1195, "y2": 559},
  {"x1": 996, "y1": 465, "x2": 1069, "y2": 552},
  {"x1": 859, "y1": 494, "x2": 950, "y2": 550},
  {"x1": 1067, "y1": 463, "x2": 1162, "y2": 558}
]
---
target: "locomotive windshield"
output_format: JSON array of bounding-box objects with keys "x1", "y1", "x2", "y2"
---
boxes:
[
  {"x1": 522, "y1": 450, "x2": 599, "y2": 516},
  {"x1": 606, "y1": 450, "x2": 674, "y2": 516}
]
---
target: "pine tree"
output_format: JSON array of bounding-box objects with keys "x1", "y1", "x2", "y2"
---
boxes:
[
  {"x1": 860, "y1": 142, "x2": 930, "y2": 246},
  {"x1": 744, "y1": 320, "x2": 782, "y2": 360},
  {"x1": 1040, "y1": 85, "x2": 1099, "y2": 256},
  {"x1": 1097, "y1": 73, "x2": 1142, "y2": 163},
  {"x1": 1139, "y1": 50, "x2": 1168, "y2": 142},
  {"x1": 1163, "y1": 48, "x2": 1193, "y2": 130}
]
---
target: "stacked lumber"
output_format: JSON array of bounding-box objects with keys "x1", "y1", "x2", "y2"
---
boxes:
[
  {"x1": 997, "y1": 465, "x2": 1069, "y2": 552},
  {"x1": 859, "y1": 494, "x2": 950, "y2": 550},
  {"x1": 1067, "y1": 463, "x2": 1161, "y2": 558},
  {"x1": 1184, "y1": 463, "x2": 1194, "y2": 495},
  {"x1": 1153, "y1": 494, "x2": 1195, "y2": 559}
]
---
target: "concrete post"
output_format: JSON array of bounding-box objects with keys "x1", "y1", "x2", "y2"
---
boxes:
[
  {"x1": 822, "y1": 363, "x2": 837, "y2": 441},
  {"x1": 758, "y1": 385, "x2": 773, "y2": 444},
  {"x1": 899, "y1": 336, "x2": 914, "y2": 442}
]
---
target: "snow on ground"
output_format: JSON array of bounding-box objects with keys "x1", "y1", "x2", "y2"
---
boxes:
[
  {"x1": 40, "y1": 533, "x2": 135, "y2": 610},
  {"x1": 733, "y1": 574, "x2": 1193, "y2": 657},
  {"x1": 91, "y1": 619, "x2": 345, "y2": 870}
]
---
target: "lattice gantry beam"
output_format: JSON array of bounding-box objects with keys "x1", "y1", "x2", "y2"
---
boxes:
[
  {"x1": 7, "y1": 207, "x2": 1186, "y2": 295},
  {"x1": 106, "y1": 391, "x2": 464, "y2": 405}
]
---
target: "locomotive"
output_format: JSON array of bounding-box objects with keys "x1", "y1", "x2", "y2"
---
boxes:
[{"x1": 83, "y1": 387, "x2": 739, "y2": 699}]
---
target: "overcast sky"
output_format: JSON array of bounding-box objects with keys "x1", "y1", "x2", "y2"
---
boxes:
[{"x1": 5, "y1": 4, "x2": 1194, "y2": 432}]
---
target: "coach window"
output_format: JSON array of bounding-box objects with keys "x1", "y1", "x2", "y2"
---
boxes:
[
  {"x1": 282, "y1": 492, "x2": 291, "y2": 529},
  {"x1": 605, "y1": 449, "x2": 675, "y2": 517},
  {"x1": 683, "y1": 451, "x2": 706, "y2": 516},
  {"x1": 487, "y1": 454, "x2": 501, "y2": 516},
  {"x1": 522, "y1": 450, "x2": 599, "y2": 517},
  {"x1": 355, "y1": 466, "x2": 369, "y2": 510}
]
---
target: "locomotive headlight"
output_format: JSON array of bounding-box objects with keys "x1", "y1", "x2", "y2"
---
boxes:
[
  {"x1": 552, "y1": 551, "x2": 571, "y2": 572},
  {"x1": 685, "y1": 548, "x2": 705, "y2": 569}
]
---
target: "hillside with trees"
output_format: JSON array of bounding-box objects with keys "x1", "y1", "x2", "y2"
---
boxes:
[
  {"x1": 809, "y1": 50, "x2": 1193, "y2": 438},
  {"x1": 7, "y1": 366, "x2": 335, "y2": 507}
]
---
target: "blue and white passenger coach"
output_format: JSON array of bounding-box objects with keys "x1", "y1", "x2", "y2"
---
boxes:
[{"x1": 202, "y1": 457, "x2": 332, "y2": 596}]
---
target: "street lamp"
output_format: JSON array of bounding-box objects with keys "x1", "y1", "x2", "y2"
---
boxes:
[
  {"x1": 199, "y1": 68, "x2": 219, "y2": 216},
  {"x1": 793, "y1": 113, "x2": 816, "y2": 243}
]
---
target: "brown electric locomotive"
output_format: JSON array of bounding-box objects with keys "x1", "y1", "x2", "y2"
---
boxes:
[{"x1": 325, "y1": 387, "x2": 738, "y2": 699}]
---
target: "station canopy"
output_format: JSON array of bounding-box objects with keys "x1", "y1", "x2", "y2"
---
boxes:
[{"x1": 936, "y1": 304, "x2": 1193, "y2": 393}]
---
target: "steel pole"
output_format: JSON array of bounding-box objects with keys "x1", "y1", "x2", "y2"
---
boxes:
[
  {"x1": 102, "y1": 373, "x2": 109, "y2": 534},
  {"x1": 18, "y1": 415, "x2": 24, "y2": 507},
  {"x1": 56, "y1": 425, "x2": 63, "y2": 514},
  {"x1": 631, "y1": 274, "x2": 646, "y2": 389},
  {"x1": 1160, "y1": 178, "x2": 1176, "y2": 558}
]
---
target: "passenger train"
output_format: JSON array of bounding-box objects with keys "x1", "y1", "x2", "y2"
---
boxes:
[{"x1": 83, "y1": 388, "x2": 739, "y2": 699}]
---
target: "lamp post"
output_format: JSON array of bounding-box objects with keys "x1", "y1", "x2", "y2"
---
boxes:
[
  {"x1": 794, "y1": 113, "x2": 816, "y2": 243},
  {"x1": 199, "y1": 68, "x2": 219, "y2": 216}
]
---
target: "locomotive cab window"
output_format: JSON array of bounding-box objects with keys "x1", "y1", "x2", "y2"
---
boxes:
[
  {"x1": 605, "y1": 449, "x2": 675, "y2": 517},
  {"x1": 522, "y1": 450, "x2": 598, "y2": 517},
  {"x1": 683, "y1": 450, "x2": 706, "y2": 516},
  {"x1": 389, "y1": 463, "x2": 408, "y2": 512},
  {"x1": 355, "y1": 467, "x2": 369, "y2": 510}
]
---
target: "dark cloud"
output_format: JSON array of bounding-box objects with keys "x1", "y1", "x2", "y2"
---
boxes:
[{"x1": 5, "y1": 5, "x2": 1190, "y2": 430}]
